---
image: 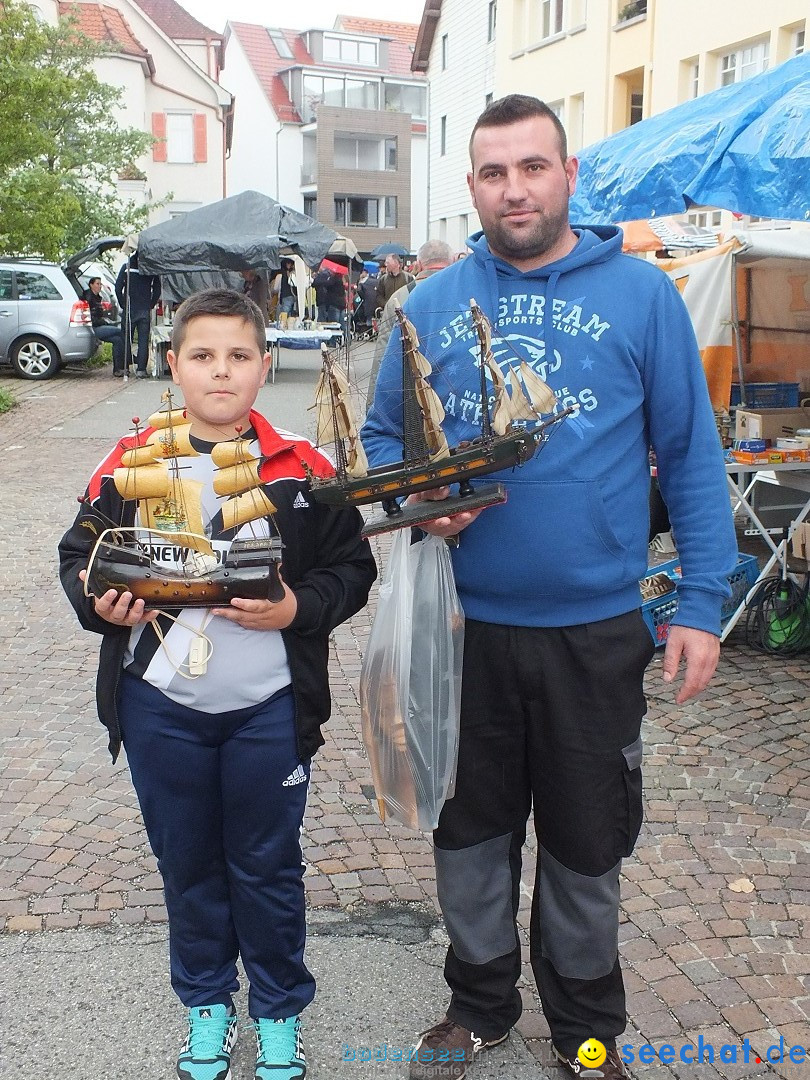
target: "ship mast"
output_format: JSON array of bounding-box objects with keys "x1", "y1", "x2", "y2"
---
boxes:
[
  {"x1": 394, "y1": 305, "x2": 433, "y2": 465},
  {"x1": 469, "y1": 299, "x2": 495, "y2": 440}
]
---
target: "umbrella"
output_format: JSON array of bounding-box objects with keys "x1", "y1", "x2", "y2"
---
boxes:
[
  {"x1": 570, "y1": 53, "x2": 810, "y2": 224},
  {"x1": 369, "y1": 242, "x2": 410, "y2": 259},
  {"x1": 327, "y1": 235, "x2": 364, "y2": 270}
]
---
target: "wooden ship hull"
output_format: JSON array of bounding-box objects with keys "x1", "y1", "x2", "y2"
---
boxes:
[
  {"x1": 309, "y1": 426, "x2": 538, "y2": 509},
  {"x1": 87, "y1": 536, "x2": 284, "y2": 609}
]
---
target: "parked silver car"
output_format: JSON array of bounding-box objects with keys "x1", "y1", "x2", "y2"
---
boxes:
[{"x1": 0, "y1": 239, "x2": 124, "y2": 379}]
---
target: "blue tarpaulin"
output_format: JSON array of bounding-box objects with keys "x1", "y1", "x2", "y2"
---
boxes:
[{"x1": 570, "y1": 53, "x2": 810, "y2": 224}]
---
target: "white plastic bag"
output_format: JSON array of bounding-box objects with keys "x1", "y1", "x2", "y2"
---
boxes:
[{"x1": 360, "y1": 530, "x2": 464, "y2": 831}]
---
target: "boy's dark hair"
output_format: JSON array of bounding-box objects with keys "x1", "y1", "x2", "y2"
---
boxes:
[
  {"x1": 469, "y1": 94, "x2": 568, "y2": 165},
  {"x1": 171, "y1": 288, "x2": 267, "y2": 355}
]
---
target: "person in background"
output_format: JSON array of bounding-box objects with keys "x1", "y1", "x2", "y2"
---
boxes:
[
  {"x1": 241, "y1": 269, "x2": 270, "y2": 323},
  {"x1": 59, "y1": 288, "x2": 376, "y2": 1080},
  {"x1": 363, "y1": 94, "x2": 737, "y2": 1080},
  {"x1": 115, "y1": 252, "x2": 161, "y2": 379},
  {"x1": 272, "y1": 260, "x2": 298, "y2": 320},
  {"x1": 366, "y1": 239, "x2": 454, "y2": 408},
  {"x1": 84, "y1": 276, "x2": 126, "y2": 377},
  {"x1": 375, "y1": 253, "x2": 413, "y2": 309},
  {"x1": 311, "y1": 262, "x2": 346, "y2": 325},
  {"x1": 357, "y1": 268, "x2": 379, "y2": 327}
]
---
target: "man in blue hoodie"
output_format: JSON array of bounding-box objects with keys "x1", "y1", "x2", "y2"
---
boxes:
[{"x1": 362, "y1": 96, "x2": 737, "y2": 1080}]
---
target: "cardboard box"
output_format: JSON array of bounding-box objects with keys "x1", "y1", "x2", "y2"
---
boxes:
[
  {"x1": 735, "y1": 407, "x2": 810, "y2": 443},
  {"x1": 731, "y1": 451, "x2": 771, "y2": 465},
  {"x1": 792, "y1": 522, "x2": 810, "y2": 561}
]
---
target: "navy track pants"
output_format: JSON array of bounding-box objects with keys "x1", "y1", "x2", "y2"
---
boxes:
[{"x1": 119, "y1": 672, "x2": 315, "y2": 1019}]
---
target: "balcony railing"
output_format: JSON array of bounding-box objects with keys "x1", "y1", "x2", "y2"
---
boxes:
[{"x1": 301, "y1": 167, "x2": 316, "y2": 185}]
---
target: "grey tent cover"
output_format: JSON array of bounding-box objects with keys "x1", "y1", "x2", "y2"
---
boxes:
[{"x1": 137, "y1": 190, "x2": 337, "y2": 276}]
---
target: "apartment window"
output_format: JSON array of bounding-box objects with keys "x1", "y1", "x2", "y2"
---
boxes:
[
  {"x1": 344, "y1": 79, "x2": 379, "y2": 109},
  {"x1": 323, "y1": 34, "x2": 378, "y2": 66},
  {"x1": 383, "y1": 82, "x2": 427, "y2": 119},
  {"x1": 541, "y1": 0, "x2": 563, "y2": 39},
  {"x1": 795, "y1": 28, "x2": 805, "y2": 55},
  {"x1": 268, "y1": 29, "x2": 293, "y2": 59},
  {"x1": 441, "y1": 34, "x2": 448, "y2": 69},
  {"x1": 547, "y1": 100, "x2": 564, "y2": 124},
  {"x1": 384, "y1": 196, "x2": 397, "y2": 228},
  {"x1": 166, "y1": 113, "x2": 194, "y2": 163},
  {"x1": 630, "y1": 92, "x2": 643, "y2": 125},
  {"x1": 334, "y1": 135, "x2": 381, "y2": 170},
  {"x1": 687, "y1": 210, "x2": 722, "y2": 229},
  {"x1": 440, "y1": 115, "x2": 447, "y2": 156},
  {"x1": 303, "y1": 74, "x2": 344, "y2": 121},
  {"x1": 303, "y1": 195, "x2": 317, "y2": 218},
  {"x1": 689, "y1": 60, "x2": 699, "y2": 98},
  {"x1": 617, "y1": 0, "x2": 646, "y2": 22},
  {"x1": 334, "y1": 196, "x2": 379, "y2": 227},
  {"x1": 385, "y1": 138, "x2": 397, "y2": 170},
  {"x1": 720, "y1": 39, "x2": 768, "y2": 86},
  {"x1": 487, "y1": 1, "x2": 496, "y2": 42}
]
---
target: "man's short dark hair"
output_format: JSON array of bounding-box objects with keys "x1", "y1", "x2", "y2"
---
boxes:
[
  {"x1": 469, "y1": 94, "x2": 568, "y2": 165},
  {"x1": 88, "y1": 276, "x2": 101, "y2": 286},
  {"x1": 171, "y1": 288, "x2": 267, "y2": 355}
]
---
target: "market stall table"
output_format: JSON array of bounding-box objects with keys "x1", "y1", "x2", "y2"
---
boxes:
[
  {"x1": 720, "y1": 460, "x2": 810, "y2": 641},
  {"x1": 265, "y1": 326, "x2": 343, "y2": 383}
]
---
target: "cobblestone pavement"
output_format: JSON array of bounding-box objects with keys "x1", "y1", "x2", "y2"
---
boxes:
[{"x1": 1, "y1": 370, "x2": 808, "y2": 1079}]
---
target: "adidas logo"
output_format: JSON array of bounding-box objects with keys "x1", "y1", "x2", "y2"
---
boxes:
[
  {"x1": 292, "y1": 491, "x2": 309, "y2": 509},
  {"x1": 282, "y1": 764, "x2": 308, "y2": 787}
]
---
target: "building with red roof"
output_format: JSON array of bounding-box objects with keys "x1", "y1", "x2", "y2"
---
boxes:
[
  {"x1": 225, "y1": 15, "x2": 427, "y2": 255},
  {"x1": 37, "y1": 0, "x2": 233, "y2": 226}
]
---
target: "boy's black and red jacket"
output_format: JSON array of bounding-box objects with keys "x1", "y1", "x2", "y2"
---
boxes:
[{"x1": 58, "y1": 410, "x2": 377, "y2": 763}]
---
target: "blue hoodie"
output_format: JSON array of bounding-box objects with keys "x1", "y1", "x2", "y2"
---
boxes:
[{"x1": 362, "y1": 227, "x2": 738, "y2": 635}]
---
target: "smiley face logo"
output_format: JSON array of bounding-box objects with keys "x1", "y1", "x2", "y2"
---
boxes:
[{"x1": 577, "y1": 1038, "x2": 607, "y2": 1070}]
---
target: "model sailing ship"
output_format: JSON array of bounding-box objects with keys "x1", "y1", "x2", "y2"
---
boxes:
[
  {"x1": 84, "y1": 391, "x2": 284, "y2": 608},
  {"x1": 308, "y1": 298, "x2": 576, "y2": 536}
]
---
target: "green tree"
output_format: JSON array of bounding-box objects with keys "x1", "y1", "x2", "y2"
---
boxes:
[{"x1": 0, "y1": 1, "x2": 155, "y2": 259}]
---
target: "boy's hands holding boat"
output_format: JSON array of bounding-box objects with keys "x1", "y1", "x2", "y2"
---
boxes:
[
  {"x1": 212, "y1": 571, "x2": 298, "y2": 630},
  {"x1": 407, "y1": 486, "x2": 485, "y2": 539},
  {"x1": 78, "y1": 571, "x2": 158, "y2": 626}
]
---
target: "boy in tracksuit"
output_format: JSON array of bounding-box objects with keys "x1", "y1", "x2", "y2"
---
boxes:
[{"x1": 59, "y1": 288, "x2": 376, "y2": 1080}]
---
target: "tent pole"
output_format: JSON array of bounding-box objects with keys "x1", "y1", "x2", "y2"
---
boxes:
[{"x1": 730, "y1": 251, "x2": 747, "y2": 407}]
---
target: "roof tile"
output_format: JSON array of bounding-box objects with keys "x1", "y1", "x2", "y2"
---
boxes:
[
  {"x1": 59, "y1": 1, "x2": 150, "y2": 60},
  {"x1": 130, "y1": 0, "x2": 222, "y2": 41}
]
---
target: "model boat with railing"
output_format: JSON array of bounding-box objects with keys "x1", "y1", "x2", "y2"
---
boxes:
[
  {"x1": 84, "y1": 392, "x2": 284, "y2": 608},
  {"x1": 306, "y1": 298, "x2": 576, "y2": 536}
]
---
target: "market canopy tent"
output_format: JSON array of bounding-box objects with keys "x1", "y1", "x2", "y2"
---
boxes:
[
  {"x1": 137, "y1": 190, "x2": 338, "y2": 279},
  {"x1": 570, "y1": 53, "x2": 810, "y2": 224},
  {"x1": 656, "y1": 230, "x2": 810, "y2": 409}
]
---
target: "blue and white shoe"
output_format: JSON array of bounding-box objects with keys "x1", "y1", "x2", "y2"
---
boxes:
[
  {"x1": 177, "y1": 1004, "x2": 238, "y2": 1080},
  {"x1": 254, "y1": 1015, "x2": 306, "y2": 1079}
]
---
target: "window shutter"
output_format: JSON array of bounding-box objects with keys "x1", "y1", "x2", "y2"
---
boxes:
[
  {"x1": 152, "y1": 112, "x2": 167, "y2": 161},
  {"x1": 193, "y1": 113, "x2": 208, "y2": 163}
]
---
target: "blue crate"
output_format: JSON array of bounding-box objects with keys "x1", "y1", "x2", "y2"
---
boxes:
[
  {"x1": 730, "y1": 383, "x2": 800, "y2": 409},
  {"x1": 641, "y1": 553, "x2": 760, "y2": 647}
]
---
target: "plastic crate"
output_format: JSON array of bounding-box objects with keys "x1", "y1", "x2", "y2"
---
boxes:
[
  {"x1": 641, "y1": 553, "x2": 760, "y2": 647},
  {"x1": 730, "y1": 383, "x2": 800, "y2": 409}
]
